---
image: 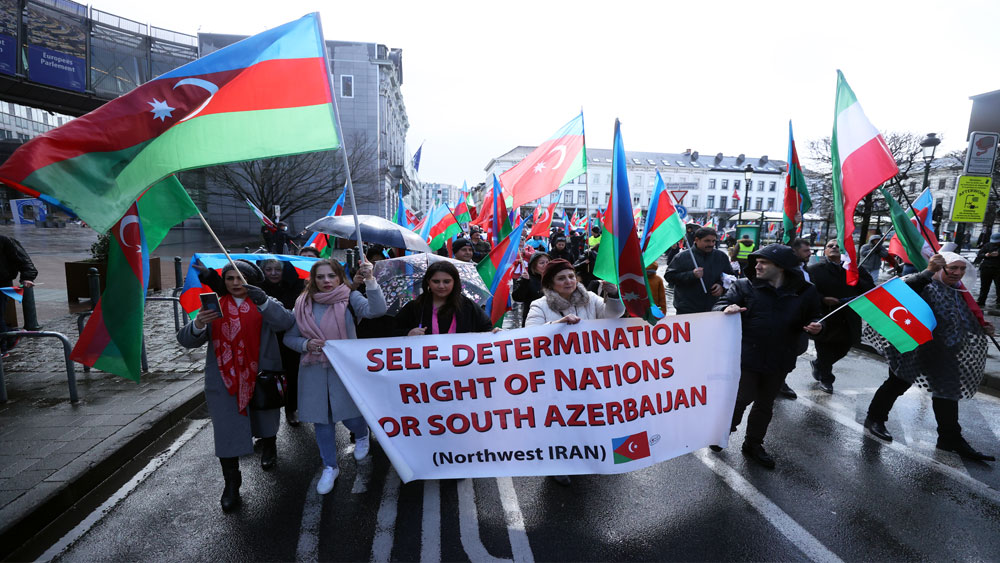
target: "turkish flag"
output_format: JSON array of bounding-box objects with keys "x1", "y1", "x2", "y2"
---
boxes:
[
  {"x1": 500, "y1": 114, "x2": 585, "y2": 209},
  {"x1": 528, "y1": 202, "x2": 558, "y2": 237}
]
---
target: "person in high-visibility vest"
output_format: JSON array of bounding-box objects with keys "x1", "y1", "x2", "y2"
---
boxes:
[{"x1": 736, "y1": 234, "x2": 756, "y2": 273}]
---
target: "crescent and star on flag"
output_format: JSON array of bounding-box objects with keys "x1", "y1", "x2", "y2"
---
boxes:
[
  {"x1": 532, "y1": 145, "x2": 567, "y2": 174},
  {"x1": 888, "y1": 306, "x2": 913, "y2": 326},
  {"x1": 147, "y1": 79, "x2": 220, "y2": 123}
]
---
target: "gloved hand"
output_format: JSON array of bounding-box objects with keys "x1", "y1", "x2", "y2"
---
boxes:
[{"x1": 244, "y1": 284, "x2": 268, "y2": 306}]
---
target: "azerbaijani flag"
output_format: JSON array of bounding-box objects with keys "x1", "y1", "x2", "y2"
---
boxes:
[
  {"x1": 0, "y1": 14, "x2": 338, "y2": 234},
  {"x1": 782, "y1": 121, "x2": 812, "y2": 244},
  {"x1": 848, "y1": 277, "x2": 936, "y2": 353},
  {"x1": 489, "y1": 174, "x2": 512, "y2": 246},
  {"x1": 500, "y1": 112, "x2": 587, "y2": 209},
  {"x1": 477, "y1": 220, "x2": 526, "y2": 327},
  {"x1": 528, "y1": 198, "x2": 559, "y2": 237},
  {"x1": 0, "y1": 286, "x2": 24, "y2": 302},
  {"x1": 594, "y1": 120, "x2": 662, "y2": 323},
  {"x1": 420, "y1": 204, "x2": 461, "y2": 251},
  {"x1": 640, "y1": 170, "x2": 685, "y2": 267},
  {"x1": 304, "y1": 185, "x2": 346, "y2": 257},
  {"x1": 246, "y1": 198, "x2": 278, "y2": 232},
  {"x1": 393, "y1": 184, "x2": 416, "y2": 229},
  {"x1": 454, "y1": 182, "x2": 472, "y2": 224},
  {"x1": 883, "y1": 187, "x2": 934, "y2": 270},
  {"x1": 831, "y1": 70, "x2": 899, "y2": 285},
  {"x1": 179, "y1": 253, "x2": 318, "y2": 319},
  {"x1": 71, "y1": 176, "x2": 198, "y2": 381}
]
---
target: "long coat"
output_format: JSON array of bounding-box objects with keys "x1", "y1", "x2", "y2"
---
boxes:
[
  {"x1": 176, "y1": 296, "x2": 294, "y2": 458},
  {"x1": 664, "y1": 247, "x2": 733, "y2": 314},
  {"x1": 525, "y1": 285, "x2": 625, "y2": 326},
  {"x1": 284, "y1": 281, "x2": 386, "y2": 425}
]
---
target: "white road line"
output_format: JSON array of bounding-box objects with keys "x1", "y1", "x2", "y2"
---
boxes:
[
  {"x1": 39, "y1": 419, "x2": 209, "y2": 563},
  {"x1": 420, "y1": 480, "x2": 441, "y2": 562},
  {"x1": 457, "y1": 478, "x2": 507, "y2": 563},
  {"x1": 296, "y1": 475, "x2": 323, "y2": 563},
  {"x1": 496, "y1": 477, "x2": 534, "y2": 563},
  {"x1": 353, "y1": 457, "x2": 373, "y2": 494},
  {"x1": 796, "y1": 395, "x2": 1000, "y2": 505},
  {"x1": 694, "y1": 450, "x2": 844, "y2": 563},
  {"x1": 371, "y1": 466, "x2": 401, "y2": 563}
]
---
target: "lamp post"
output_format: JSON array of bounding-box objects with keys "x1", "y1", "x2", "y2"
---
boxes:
[
  {"x1": 740, "y1": 164, "x2": 753, "y2": 225},
  {"x1": 920, "y1": 132, "x2": 944, "y2": 240}
]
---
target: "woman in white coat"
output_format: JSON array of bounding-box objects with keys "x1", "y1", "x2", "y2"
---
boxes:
[
  {"x1": 284, "y1": 259, "x2": 386, "y2": 494},
  {"x1": 525, "y1": 258, "x2": 624, "y2": 486}
]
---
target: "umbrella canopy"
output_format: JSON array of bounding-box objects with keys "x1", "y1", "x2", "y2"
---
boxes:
[
  {"x1": 373, "y1": 253, "x2": 490, "y2": 316},
  {"x1": 307, "y1": 214, "x2": 432, "y2": 253}
]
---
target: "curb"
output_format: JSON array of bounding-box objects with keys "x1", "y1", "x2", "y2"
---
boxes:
[{"x1": 0, "y1": 378, "x2": 205, "y2": 559}]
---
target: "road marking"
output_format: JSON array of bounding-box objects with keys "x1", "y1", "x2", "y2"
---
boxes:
[
  {"x1": 457, "y1": 478, "x2": 507, "y2": 563},
  {"x1": 796, "y1": 396, "x2": 1000, "y2": 505},
  {"x1": 371, "y1": 466, "x2": 401, "y2": 563},
  {"x1": 296, "y1": 474, "x2": 323, "y2": 563},
  {"x1": 694, "y1": 450, "x2": 844, "y2": 563},
  {"x1": 496, "y1": 477, "x2": 534, "y2": 563},
  {"x1": 421, "y1": 480, "x2": 440, "y2": 562},
  {"x1": 353, "y1": 457, "x2": 373, "y2": 494},
  {"x1": 38, "y1": 419, "x2": 209, "y2": 563}
]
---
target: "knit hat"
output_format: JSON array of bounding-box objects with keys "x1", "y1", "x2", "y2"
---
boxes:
[
  {"x1": 221, "y1": 259, "x2": 264, "y2": 285},
  {"x1": 452, "y1": 238, "x2": 472, "y2": 253},
  {"x1": 541, "y1": 259, "x2": 575, "y2": 288},
  {"x1": 748, "y1": 244, "x2": 800, "y2": 271},
  {"x1": 527, "y1": 252, "x2": 550, "y2": 274}
]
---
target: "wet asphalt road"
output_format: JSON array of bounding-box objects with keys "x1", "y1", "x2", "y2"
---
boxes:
[{"x1": 24, "y1": 343, "x2": 1000, "y2": 563}]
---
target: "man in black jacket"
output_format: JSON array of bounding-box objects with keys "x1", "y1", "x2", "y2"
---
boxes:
[
  {"x1": 974, "y1": 232, "x2": 1000, "y2": 308},
  {"x1": 0, "y1": 234, "x2": 37, "y2": 355},
  {"x1": 548, "y1": 236, "x2": 577, "y2": 263},
  {"x1": 807, "y1": 239, "x2": 874, "y2": 394},
  {"x1": 664, "y1": 227, "x2": 733, "y2": 314},
  {"x1": 711, "y1": 244, "x2": 823, "y2": 468}
]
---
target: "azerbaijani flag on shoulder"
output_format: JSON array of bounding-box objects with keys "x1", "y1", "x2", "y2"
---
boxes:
[
  {"x1": 594, "y1": 120, "x2": 663, "y2": 324},
  {"x1": 71, "y1": 176, "x2": 198, "y2": 381},
  {"x1": 477, "y1": 219, "x2": 526, "y2": 327},
  {"x1": 500, "y1": 112, "x2": 587, "y2": 209},
  {"x1": 305, "y1": 185, "x2": 346, "y2": 257},
  {"x1": 640, "y1": 169, "x2": 685, "y2": 266},
  {"x1": 782, "y1": 120, "x2": 811, "y2": 244},
  {"x1": 0, "y1": 14, "x2": 337, "y2": 234},
  {"x1": 831, "y1": 70, "x2": 899, "y2": 285},
  {"x1": 246, "y1": 198, "x2": 278, "y2": 232},
  {"x1": 848, "y1": 277, "x2": 936, "y2": 353}
]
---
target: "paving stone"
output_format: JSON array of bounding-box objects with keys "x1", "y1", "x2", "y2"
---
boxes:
[
  {"x1": 0, "y1": 457, "x2": 38, "y2": 478},
  {"x1": 28, "y1": 453, "x2": 82, "y2": 471},
  {"x1": 0, "y1": 469, "x2": 56, "y2": 491}
]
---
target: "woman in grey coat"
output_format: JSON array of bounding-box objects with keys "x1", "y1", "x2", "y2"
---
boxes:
[
  {"x1": 285, "y1": 259, "x2": 386, "y2": 495},
  {"x1": 176, "y1": 260, "x2": 294, "y2": 512}
]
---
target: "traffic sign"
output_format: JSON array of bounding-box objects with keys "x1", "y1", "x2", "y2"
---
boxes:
[
  {"x1": 950, "y1": 175, "x2": 991, "y2": 222},
  {"x1": 675, "y1": 205, "x2": 687, "y2": 219},
  {"x1": 669, "y1": 190, "x2": 688, "y2": 205},
  {"x1": 964, "y1": 132, "x2": 999, "y2": 176}
]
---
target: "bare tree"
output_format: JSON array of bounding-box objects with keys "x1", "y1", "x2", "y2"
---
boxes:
[{"x1": 203, "y1": 131, "x2": 382, "y2": 221}]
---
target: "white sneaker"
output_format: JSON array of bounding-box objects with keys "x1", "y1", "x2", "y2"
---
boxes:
[
  {"x1": 316, "y1": 466, "x2": 339, "y2": 494},
  {"x1": 354, "y1": 434, "x2": 370, "y2": 460}
]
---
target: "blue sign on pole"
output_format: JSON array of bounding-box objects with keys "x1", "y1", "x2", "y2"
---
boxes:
[
  {"x1": 0, "y1": 33, "x2": 15, "y2": 76},
  {"x1": 27, "y1": 44, "x2": 85, "y2": 92},
  {"x1": 675, "y1": 205, "x2": 688, "y2": 219}
]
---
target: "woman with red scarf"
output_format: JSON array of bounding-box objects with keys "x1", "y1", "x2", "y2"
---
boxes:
[
  {"x1": 285, "y1": 259, "x2": 386, "y2": 495},
  {"x1": 177, "y1": 259, "x2": 294, "y2": 512}
]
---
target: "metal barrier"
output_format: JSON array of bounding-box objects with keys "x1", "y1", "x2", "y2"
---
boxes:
[
  {"x1": 0, "y1": 330, "x2": 78, "y2": 403},
  {"x1": 20, "y1": 285, "x2": 41, "y2": 331},
  {"x1": 146, "y1": 296, "x2": 184, "y2": 332}
]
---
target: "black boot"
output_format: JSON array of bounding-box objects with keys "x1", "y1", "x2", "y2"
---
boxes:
[
  {"x1": 259, "y1": 436, "x2": 277, "y2": 471},
  {"x1": 220, "y1": 457, "x2": 242, "y2": 513}
]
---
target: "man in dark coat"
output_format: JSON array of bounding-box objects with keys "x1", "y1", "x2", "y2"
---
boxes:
[
  {"x1": 548, "y1": 236, "x2": 577, "y2": 263},
  {"x1": 664, "y1": 227, "x2": 733, "y2": 314},
  {"x1": 711, "y1": 244, "x2": 823, "y2": 469},
  {"x1": 807, "y1": 239, "x2": 874, "y2": 394},
  {"x1": 469, "y1": 228, "x2": 491, "y2": 262},
  {"x1": 974, "y1": 232, "x2": 1000, "y2": 308},
  {"x1": 0, "y1": 235, "x2": 37, "y2": 355}
]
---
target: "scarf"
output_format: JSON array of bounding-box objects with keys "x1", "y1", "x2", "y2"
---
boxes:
[
  {"x1": 294, "y1": 284, "x2": 351, "y2": 365},
  {"x1": 542, "y1": 284, "x2": 590, "y2": 316},
  {"x1": 212, "y1": 295, "x2": 263, "y2": 416}
]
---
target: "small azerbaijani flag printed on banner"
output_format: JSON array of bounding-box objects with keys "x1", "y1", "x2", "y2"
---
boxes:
[{"x1": 612, "y1": 431, "x2": 651, "y2": 464}]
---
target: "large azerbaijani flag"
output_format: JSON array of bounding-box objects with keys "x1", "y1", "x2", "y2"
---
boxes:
[
  {"x1": 0, "y1": 14, "x2": 338, "y2": 234},
  {"x1": 640, "y1": 169, "x2": 686, "y2": 267},
  {"x1": 179, "y1": 253, "x2": 318, "y2": 319},
  {"x1": 71, "y1": 177, "x2": 199, "y2": 381},
  {"x1": 848, "y1": 277, "x2": 936, "y2": 353},
  {"x1": 831, "y1": 70, "x2": 899, "y2": 285},
  {"x1": 500, "y1": 112, "x2": 587, "y2": 209},
  {"x1": 304, "y1": 185, "x2": 346, "y2": 257},
  {"x1": 594, "y1": 120, "x2": 662, "y2": 323},
  {"x1": 419, "y1": 204, "x2": 461, "y2": 251},
  {"x1": 782, "y1": 120, "x2": 812, "y2": 244},
  {"x1": 477, "y1": 220, "x2": 526, "y2": 326}
]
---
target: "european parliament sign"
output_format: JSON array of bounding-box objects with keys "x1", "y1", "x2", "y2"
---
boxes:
[{"x1": 27, "y1": 44, "x2": 85, "y2": 92}]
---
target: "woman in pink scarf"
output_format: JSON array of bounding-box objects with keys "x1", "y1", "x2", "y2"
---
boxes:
[{"x1": 285, "y1": 259, "x2": 386, "y2": 495}]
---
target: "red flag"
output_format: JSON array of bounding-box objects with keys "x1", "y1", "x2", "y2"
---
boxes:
[
  {"x1": 528, "y1": 201, "x2": 558, "y2": 237},
  {"x1": 500, "y1": 113, "x2": 586, "y2": 209}
]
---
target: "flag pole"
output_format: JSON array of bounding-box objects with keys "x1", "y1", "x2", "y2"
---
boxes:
[
  {"x1": 816, "y1": 276, "x2": 899, "y2": 324},
  {"x1": 683, "y1": 229, "x2": 709, "y2": 294},
  {"x1": 580, "y1": 108, "x2": 590, "y2": 234},
  {"x1": 196, "y1": 209, "x2": 247, "y2": 285}
]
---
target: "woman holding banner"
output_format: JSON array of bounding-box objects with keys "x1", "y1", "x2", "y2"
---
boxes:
[
  {"x1": 395, "y1": 261, "x2": 493, "y2": 335},
  {"x1": 285, "y1": 259, "x2": 386, "y2": 495},
  {"x1": 524, "y1": 258, "x2": 624, "y2": 485},
  {"x1": 177, "y1": 259, "x2": 295, "y2": 513}
]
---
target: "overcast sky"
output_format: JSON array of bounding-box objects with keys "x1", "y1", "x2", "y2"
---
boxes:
[{"x1": 92, "y1": 0, "x2": 1000, "y2": 187}]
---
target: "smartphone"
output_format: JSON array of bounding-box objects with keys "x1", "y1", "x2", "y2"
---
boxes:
[{"x1": 199, "y1": 292, "x2": 221, "y2": 315}]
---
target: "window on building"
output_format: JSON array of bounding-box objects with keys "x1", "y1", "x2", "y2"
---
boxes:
[
  {"x1": 767, "y1": 198, "x2": 775, "y2": 210},
  {"x1": 938, "y1": 178, "x2": 946, "y2": 190},
  {"x1": 592, "y1": 195, "x2": 599, "y2": 205},
  {"x1": 734, "y1": 179, "x2": 740, "y2": 191},
  {"x1": 635, "y1": 175, "x2": 643, "y2": 187},
  {"x1": 757, "y1": 181, "x2": 764, "y2": 191},
  {"x1": 341, "y1": 75, "x2": 354, "y2": 98},
  {"x1": 709, "y1": 178, "x2": 717, "y2": 190},
  {"x1": 577, "y1": 190, "x2": 586, "y2": 203},
  {"x1": 731, "y1": 197, "x2": 739, "y2": 209},
  {"x1": 564, "y1": 191, "x2": 574, "y2": 205},
  {"x1": 691, "y1": 195, "x2": 698, "y2": 208},
  {"x1": 721, "y1": 179, "x2": 729, "y2": 190},
  {"x1": 649, "y1": 175, "x2": 655, "y2": 187},
  {"x1": 719, "y1": 196, "x2": 727, "y2": 209},
  {"x1": 754, "y1": 198, "x2": 763, "y2": 210},
  {"x1": 707, "y1": 195, "x2": 715, "y2": 208},
  {"x1": 909, "y1": 181, "x2": 917, "y2": 193},
  {"x1": 679, "y1": 176, "x2": 687, "y2": 183},
  {"x1": 769, "y1": 182, "x2": 776, "y2": 192},
  {"x1": 633, "y1": 196, "x2": 640, "y2": 205}
]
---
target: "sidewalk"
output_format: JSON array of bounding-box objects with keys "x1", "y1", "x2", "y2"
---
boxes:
[{"x1": 0, "y1": 292, "x2": 207, "y2": 559}]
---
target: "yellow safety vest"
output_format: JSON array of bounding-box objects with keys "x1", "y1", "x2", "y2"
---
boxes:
[{"x1": 736, "y1": 240, "x2": 755, "y2": 259}]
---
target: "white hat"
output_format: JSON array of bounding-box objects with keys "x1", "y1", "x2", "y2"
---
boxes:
[{"x1": 939, "y1": 251, "x2": 967, "y2": 265}]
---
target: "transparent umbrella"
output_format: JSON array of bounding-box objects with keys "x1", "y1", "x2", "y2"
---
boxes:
[{"x1": 373, "y1": 253, "x2": 490, "y2": 316}]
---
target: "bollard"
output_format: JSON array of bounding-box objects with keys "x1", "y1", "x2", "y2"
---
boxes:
[
  {"x1": 21, "y1": 285, "x2": 41, "y2": 331},
  {"x1": 87, "y1": 267, "x2": 101, "y2": 310},
  {"x1": 244, "y1": 246, "x2": 250, "y2": 254},
  {"x1": 140, "y1": 338, "x2": 148, "y2": 372},
  {"x1": 174, "y1": 256, "x2": 183, "y2": 288}
]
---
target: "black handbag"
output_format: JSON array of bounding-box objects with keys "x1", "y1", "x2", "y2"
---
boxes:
[{"x1": 250, "y1": 370, "x2": 287, "y2": 411}]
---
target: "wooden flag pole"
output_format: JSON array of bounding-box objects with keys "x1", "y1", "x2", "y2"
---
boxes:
[{"x1": 196, "y1": 209, "x2": 247, "y2": 285}]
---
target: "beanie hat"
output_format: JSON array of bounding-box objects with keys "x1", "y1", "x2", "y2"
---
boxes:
[
  {"x1": 452, "y1": 238, "x2": 472, "y2": 253},
  {"x1": 748, "y1": 244, "x2": 800, "y2": 271},
  {"x1": 541, "y1": 259, "x2": 575, "y2": 288},
  {"x1": 221, "y1": 259, "x2": 264, "y2": 286}
]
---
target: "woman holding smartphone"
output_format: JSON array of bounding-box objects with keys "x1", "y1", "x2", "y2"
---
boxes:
[
  {"x1": 284, "y1": 259, "x2": 386, "y2": 495},
  {"x1": 177, "y1": 259, "x2": 294, "y2": 513}
]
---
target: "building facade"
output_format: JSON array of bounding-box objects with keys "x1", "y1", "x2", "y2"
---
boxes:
[{"x1": 415, "y1": 182, "x2": 458, "y2": 213}]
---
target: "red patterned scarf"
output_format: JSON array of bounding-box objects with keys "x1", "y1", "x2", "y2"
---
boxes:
[{"x1": 212, "y1": 295, "x2": 263, "y2": 415}]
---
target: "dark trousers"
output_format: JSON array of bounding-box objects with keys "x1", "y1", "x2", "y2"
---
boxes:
[
  {"x1": 731, "y1": 369, "x2": 787, "y2": 446},
  {"x1": 813, "y1": 338, "x2": 852, "y2": 384},
  {"x1": 277, "y1": 339, "x2": 300, "y2": 416},
  {"x1": 867, "y1": 370, "x2": 961, "y2": 441},
  {"x1": 978, "y1": 269, "x2": 1000, "y2": 307}
]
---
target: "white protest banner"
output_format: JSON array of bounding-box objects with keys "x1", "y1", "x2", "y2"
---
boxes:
[{"x1": 324, "y1": 312, "x2": 740, "y2": 483}]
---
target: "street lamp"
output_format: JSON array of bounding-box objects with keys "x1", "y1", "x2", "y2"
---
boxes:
[
  {"x1": 919, "y1": 132, "x2": 943, "y2": 237},
  {"x1": 740, "y1": 164, "x2": 753, "y2": 225}
]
